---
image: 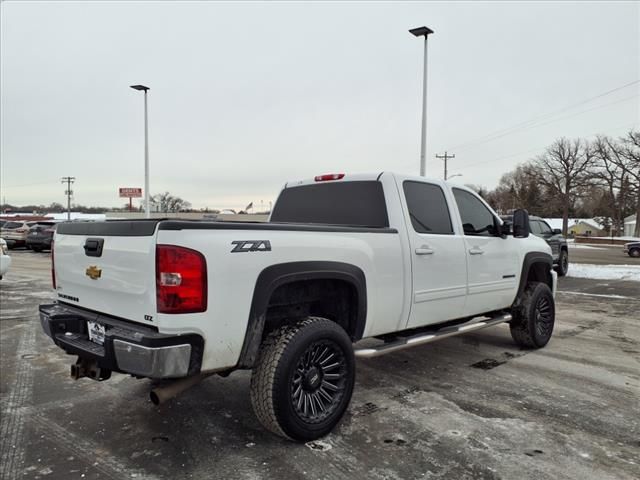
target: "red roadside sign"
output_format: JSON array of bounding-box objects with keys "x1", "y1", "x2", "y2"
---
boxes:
[{"x1": 119, "y1": 188, "x2": 142, "y2": 198}]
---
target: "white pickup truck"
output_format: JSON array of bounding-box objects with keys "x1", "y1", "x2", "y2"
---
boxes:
[{"x1": 40, "y1": 172, "x2": 557, "y2": 441}]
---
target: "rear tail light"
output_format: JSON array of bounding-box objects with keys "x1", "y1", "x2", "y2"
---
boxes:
[
  {"x1": 156, "y1": 245, "x2": 207, "y2": 314},
  {"x1": 314, "y1": 173, "x2": 345, "y2": 182},
  {"x1": 51, "y1": 241, "x2": 56, "y2": 289}
]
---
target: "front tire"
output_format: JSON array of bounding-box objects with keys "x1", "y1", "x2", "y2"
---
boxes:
[
  {"x1": 250, "y1": 317, "x2": 355, "y2": 442},
  {"x1": 510, "y1": 282, "x2": 555, "y2": 348},
  {"x1": 629, "y1": 247, "x2": 640, "y2": 258},
  {"x1": 555, "y1": 249, "x2": 569, "y2": 276}
]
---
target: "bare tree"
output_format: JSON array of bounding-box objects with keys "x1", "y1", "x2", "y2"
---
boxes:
[
  {"x1": 592, "y1": 136, "x2": 627, "y2": 235},
  {"x1": 533, "y1": 138, "x2": 596, "y2": 236},
  {"x1": 150, "y1": 192, "x2": 192, "y2": 213},
  {"x1": 617, "y1": 130, "x2": 640, "y2": 236},
  {"x1": 486, "y1": 164, "x2": 546, "y2": 215}
]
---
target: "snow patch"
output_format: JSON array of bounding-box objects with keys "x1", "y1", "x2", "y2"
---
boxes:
[{"x1": 566, "y1": 264, "x2": 640, "y2": 282}]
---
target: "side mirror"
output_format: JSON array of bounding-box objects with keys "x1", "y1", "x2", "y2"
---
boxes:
[
  {"x1": 512, "y1": 209, "x2": 530, "y2": 238},
  {"x1": 552, "y1": 228, "x2": 562, "y2": 235}
]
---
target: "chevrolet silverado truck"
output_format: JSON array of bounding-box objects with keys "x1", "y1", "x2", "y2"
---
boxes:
[{"x1": 40, "y1": 172, "x2": 557, "y2": 441}]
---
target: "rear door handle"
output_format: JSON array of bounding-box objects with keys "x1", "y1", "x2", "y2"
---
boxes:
[
  {"x1": 469, "y1": 247, "x2": 484, "y2": 255},
  {"x1": 415, "y1": 246, "x2": 434, "y2": 255}
]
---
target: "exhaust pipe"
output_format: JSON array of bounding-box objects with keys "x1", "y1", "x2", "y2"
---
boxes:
[{"x1": 149, "y1": 373, "x2": 213, "y2": 405}]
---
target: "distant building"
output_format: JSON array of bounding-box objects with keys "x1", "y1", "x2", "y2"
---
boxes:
[
  {"x1": 543, "y1": 218, "x2": 607, "y2": 237},
  {"x1": 568, "y1": 219, "x2": 606, "y2": 237},
  {"x1": 624, "y1": 214, "x2": 638, "y2": 237}
]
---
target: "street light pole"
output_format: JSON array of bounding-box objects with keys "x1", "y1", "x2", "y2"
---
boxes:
[
  {"x1": 130, "y1": 85, "x2": 150, "y2": 218},
  {"x1": 409, "y1": 26, "x2": 434, "y2": 177}
]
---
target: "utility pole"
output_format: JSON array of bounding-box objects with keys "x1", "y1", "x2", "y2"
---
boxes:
[
  {"x1": 61, "y1": 177, "x2": 76, "y2": 220},
  {"x1": 435, "y1": 151, "x2": 455, "y2": 180}
]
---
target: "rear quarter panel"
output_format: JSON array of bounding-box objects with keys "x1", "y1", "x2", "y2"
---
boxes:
[{"x1": 156, "y1": 228, "x2": 405, "y2": 371}]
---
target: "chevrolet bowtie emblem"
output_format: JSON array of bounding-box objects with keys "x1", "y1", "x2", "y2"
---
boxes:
[{"x1": 85, "y1": 265, "x2": 102, "y2": 280}]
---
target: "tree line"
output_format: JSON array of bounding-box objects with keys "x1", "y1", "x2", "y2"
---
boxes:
[
  {"x1": 481, "y1": 130, "x2": 639, "y2": 237},
  {"x1": 1, "y1": 192, "x2": 195, "y2": 215}
]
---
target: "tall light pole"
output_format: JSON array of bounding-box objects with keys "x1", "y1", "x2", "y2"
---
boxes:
[
  {"x1": 130, "y1": 84, "x2": 150, "y2": 218},
  {"x1": 409, "y1": 26, "x2": 434, "y2": 177}
]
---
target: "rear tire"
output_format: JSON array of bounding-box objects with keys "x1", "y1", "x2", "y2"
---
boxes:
[
  {"x1": 555, "y1": 249, "x2": 569, "y2": 276},
  {"x1": 629, "y1": 247, "x2": 640, "y2": 258},
  {"x1": 510, "y1": 282, "x2": 555, "y2": 348},
  {"x1": 250, "y1": 317, "x2": 355, "y2": 442}
]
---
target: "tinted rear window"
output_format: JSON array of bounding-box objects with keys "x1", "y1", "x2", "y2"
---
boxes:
[
  {"x1": 403, "y1": 181, "x2": 453, "y2": 235},
  {"x1": 271, "y1": 181, "x2": 389, "y2": 227}
]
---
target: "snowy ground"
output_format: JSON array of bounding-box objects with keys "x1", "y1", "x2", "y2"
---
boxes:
[{"x1": 567, "y1": 263, "x2": 640, "y2": 282}]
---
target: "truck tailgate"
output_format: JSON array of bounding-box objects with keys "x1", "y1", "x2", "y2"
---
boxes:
[{"x1": 53, "y1": 221, "x2": 158, "y2": 326}]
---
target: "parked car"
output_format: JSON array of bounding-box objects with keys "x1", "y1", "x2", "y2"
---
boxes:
[
  {"x1": 26, "y1": 222, "x2": 57, "y2": 252},
  {"x1": 40, "y1": 172, "x2": 557, "y2": 441},
  {"x1": 623, "y1": 241, "x2": 640, "y2": 258},
  {"x1": 0, "y1": 238, "x2": 11, "y2": 279},
  {"x1": 502, "y1": 215, "x2": 568, "y2": 276},
  {"x1": 0, "y1": 221, "x2": 37, "y2": 249}
]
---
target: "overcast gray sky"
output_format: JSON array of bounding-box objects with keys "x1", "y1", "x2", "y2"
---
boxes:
[{"x1": 1, "y1": 1, "x2": 639, "y2": 210}]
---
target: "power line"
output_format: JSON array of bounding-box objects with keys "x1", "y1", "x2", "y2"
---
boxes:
[
  {"x1": 456, "y1": 94, "x2": 639, "y2": 153},
  {"x1": 455, "y1": 97, "x2": 639, "y2": 169},
  {"x1": 448, "y1": 79, "x2": 640, "y2": 152},
  {"x1": 459, "y1": 122, "x2": 638, "y2": 170}
]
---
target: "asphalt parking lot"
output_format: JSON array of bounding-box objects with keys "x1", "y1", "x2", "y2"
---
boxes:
[{"x1": 1, "y1": 250, "x2": 639, "y2": 480}]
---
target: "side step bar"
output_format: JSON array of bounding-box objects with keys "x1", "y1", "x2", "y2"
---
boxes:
[{"x1": 354, "y1": 313, "x2": 512, "y2": 358}]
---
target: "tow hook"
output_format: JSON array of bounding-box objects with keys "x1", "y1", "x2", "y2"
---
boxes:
[{"x1": 70, "y1": 357, "x2": 111, "y2": 381}]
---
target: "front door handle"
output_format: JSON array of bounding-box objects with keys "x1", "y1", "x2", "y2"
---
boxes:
[
  {"x1": 415, "y1": 246, "x2": 434, "y2": 255},
  {"x1": 469, "y1": 247, "x2": 484, "y2": 255}
]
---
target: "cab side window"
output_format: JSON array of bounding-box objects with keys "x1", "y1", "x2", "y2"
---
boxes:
[
  {"x1": 539, "y1": 221, "x2": 553, "y2": 235},
  {"x1": 452, "y1": 188, "x2": 497, "y2": 236},
  {"x1": 530, "y1": 220, "x2": 542, "y2": 235},
  {"x1": 403, "y1": 181, "x2": 453, "y2": 235}
]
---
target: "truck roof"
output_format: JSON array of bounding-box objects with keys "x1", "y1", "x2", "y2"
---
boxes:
[{"x1": 284, "y1": 172, "x2": 458, "y2": 189}]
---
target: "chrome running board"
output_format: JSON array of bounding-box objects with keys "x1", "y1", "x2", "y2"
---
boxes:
[{"x1": 354, "y1": 313, "x2": 512, "y2": 359}]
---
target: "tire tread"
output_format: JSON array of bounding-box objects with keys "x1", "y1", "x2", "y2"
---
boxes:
[{"x1": 250, "y1": 317, "x2": 318, "y2": 439}]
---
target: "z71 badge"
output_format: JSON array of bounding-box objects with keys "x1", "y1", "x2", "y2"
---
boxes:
[{"x1": 231, "y1": 240, "x2": 271, "y2": 253}]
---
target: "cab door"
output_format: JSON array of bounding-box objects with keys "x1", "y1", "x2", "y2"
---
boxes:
[
  {"x1": 398, "y1": 179, "x2": 468, "y2": 328},
  {"x1": 451, "y1": 188, "x2": 520, "y2": 316},
  {"x1": 538, "y1": 220, "x2": 559, "y2": 258}
]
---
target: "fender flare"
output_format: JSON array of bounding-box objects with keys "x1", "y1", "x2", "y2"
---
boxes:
[
  {"x1": 236, "y1": 261, "x2": 367, "y2": 368},
  {"x1": 515, "y1": 251, "x2": 553, "y2": 301}
]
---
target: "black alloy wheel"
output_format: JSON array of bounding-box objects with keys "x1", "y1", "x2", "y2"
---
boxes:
[
  {"x1": 534, "y1": 295, "x2": 554, "y2": 339},
  {"x1": 291, "y1": 340, "x2": 348, "y2": 424},
  {"x1": 510, "y1": 281, "x2": 556, "y2": 348},
  {"x1": 250, "y1": 317, "x2": 355, "y2": 441}
]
